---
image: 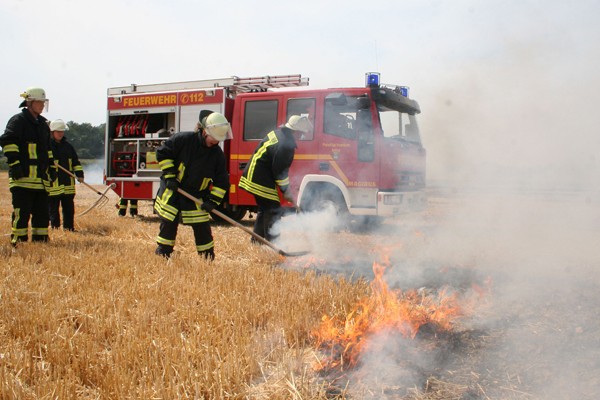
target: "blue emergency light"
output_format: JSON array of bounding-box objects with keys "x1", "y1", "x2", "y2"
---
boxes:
[
  {"x1": 393, "y1": 85, "x2": 409, "y2": 97},
  {"x1": 365, "y1": 72, "x2": 380, "y2": 87}
]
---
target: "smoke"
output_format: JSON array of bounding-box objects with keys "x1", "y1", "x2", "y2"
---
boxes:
[
  {"x1": 421, "y1": 31, "x2": 600, "y2": 193},
  {"x1": 277, "y1": 188, "x2": 599, "y2": 397},
  {"x1": 391, "y1": 12, "x2": 600, "y2": 397},
  {"x1": 274, "y1": 27, "x2": 600, "y2": 396},
  {"x1": 402, "y1": 16, "x2": 600, "y2": 397},
  {"x1": 83, "y1": 159, "x2": 106, "y2": 185}
]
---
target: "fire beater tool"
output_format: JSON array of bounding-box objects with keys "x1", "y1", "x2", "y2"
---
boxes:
[
  {"x1": 177, "y1": 188, "x2": 310, "y2": 257},
  {"x1": 54, "y1": 163, "x2": 116, "y2": 216}
]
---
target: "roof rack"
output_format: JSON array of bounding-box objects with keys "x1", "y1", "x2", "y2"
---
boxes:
[{"x1": 108, "y1": 74, "x2": 309, "y2": 96}]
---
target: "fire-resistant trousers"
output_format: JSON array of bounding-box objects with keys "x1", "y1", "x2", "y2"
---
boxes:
[
  {"x1": 10, "y1": 186, "x2": 50, "y2": 244},
  {"x1": 252, "y1": 195, "x2": 284, "y2": 242},
  {"x1": 49, "y1": 194, "x2": 75, "y2": 230},
  {"x1": 156, "y1": 218, "x2": 215, "y2": 260},
  {"x1": 118, "y1": 199, "x2": 138, "y2": 216}
]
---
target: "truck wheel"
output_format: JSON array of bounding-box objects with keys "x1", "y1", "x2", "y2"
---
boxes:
[{"x1": 300, "y1": 184, "x2": 349, "y2": 229}]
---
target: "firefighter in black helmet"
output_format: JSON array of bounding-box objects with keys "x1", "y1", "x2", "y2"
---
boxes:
[
  {"x1": 153, "y1": 110, "x2": 231, "y2": 260},
  {"x1": 0, "y1": 87, "x2": 57, "y2": 245}
]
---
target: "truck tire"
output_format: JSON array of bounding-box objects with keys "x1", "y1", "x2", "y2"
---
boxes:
[{"x1": 300, "y1": 183, "x2": 349, "y2": 229}]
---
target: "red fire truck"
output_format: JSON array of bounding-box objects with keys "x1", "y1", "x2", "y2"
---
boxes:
[{"x1": 104, "y1": 73, "x2": 426, "y2": 223}]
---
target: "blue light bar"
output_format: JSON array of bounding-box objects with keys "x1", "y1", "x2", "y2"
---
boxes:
[
  {"x1": 392, "y1": 85, "x2": 409, "y2": 97},
  {"x1": 365, "y1": 72, "x2": 380, "y2": 87}
]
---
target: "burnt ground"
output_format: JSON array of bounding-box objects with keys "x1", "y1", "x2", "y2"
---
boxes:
[{"x1": 279, "y1": 187, "x2": 600, "y2": 399}]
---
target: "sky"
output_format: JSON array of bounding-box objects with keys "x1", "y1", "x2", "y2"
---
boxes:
[{"x1": 2, "y1": 0, "x2": 600, "y2": 190}]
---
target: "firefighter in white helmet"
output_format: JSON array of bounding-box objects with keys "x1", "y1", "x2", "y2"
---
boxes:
[
  {"x1": 239, "y1": 114, "x2": 313, "y2": 242},
  {"x1": 47, "y1": 119, "x2": 84, "y2": 231},
  {"x1": 0, "y1": 87, "x2": 57, "y2": 245},
  {"x1": 153, "y1": 110, "x2": 231, "y2": 260}
]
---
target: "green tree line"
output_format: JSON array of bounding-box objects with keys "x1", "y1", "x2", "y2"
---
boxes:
[{"x1": 0, "y1": 121, "x2": 105, "y2": 169}]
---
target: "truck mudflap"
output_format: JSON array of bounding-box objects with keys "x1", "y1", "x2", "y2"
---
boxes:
[{"x1": 376, "y1": 190, "x2": 427, "y2": 216}]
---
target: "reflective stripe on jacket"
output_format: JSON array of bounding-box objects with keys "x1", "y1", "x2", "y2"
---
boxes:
[
  {"x1": 0, "y1": 109, "x2": 55, "y2": 190},
  {"x1": 49, "y1": 137, "x2": 83, "y2": 196},
  {"x1": 153, "y1": 131, "x2": 229, "y2": 224},
  {"x1": 239, "y1": 128, "x2": 296, "y2": 202}
]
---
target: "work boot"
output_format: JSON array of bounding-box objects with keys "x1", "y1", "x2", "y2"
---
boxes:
[
  {"x1": 155, "y1": 245, "x2": 173, "y2": 259},
  {"x1": 198, "y1": 249, "x2": 215, "y2": 261},
  {"x1": 11, "y1": 235, "x2": 27, "y2": 247}
]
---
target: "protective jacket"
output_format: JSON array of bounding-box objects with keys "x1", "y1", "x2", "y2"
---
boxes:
[
  {"x1": 48, "y1": 137, "x2": 84, "y2": 196},
  {"x1": 154, "y1": 131, "x2": 229, "y2": 224},
  {"x1": 239, "y1": 127, "x2": 296, "y2": 202},
  {"x1": 0, "y1": 108, "x2": 55, "y2": 190}
]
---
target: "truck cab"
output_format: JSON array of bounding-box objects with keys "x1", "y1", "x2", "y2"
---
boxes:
[{"x1": 227, "y1": 72, "x2": 426, "y2": 223}]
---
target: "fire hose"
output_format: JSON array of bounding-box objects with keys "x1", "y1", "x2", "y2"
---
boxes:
[
  {"x1": 54, "y1": 163, "x2": 116, "y2": 216},
  {"x1": 177, "y1": 188, "x2": 310, "y2": 257}
]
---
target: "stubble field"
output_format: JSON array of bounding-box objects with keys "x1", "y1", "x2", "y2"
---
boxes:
[{"x1": 1, "y1": 171, "x2": 599, "y2": 399}]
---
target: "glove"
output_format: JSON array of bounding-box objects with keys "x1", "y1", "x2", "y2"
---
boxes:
[
  {"x1": 165, "y1": 178, "x2": 179, "y2": 191},
  {"x1": 201, "y1": 201, "x2": 216, "y2": 212},
  {"x1": 77, "y1": 177, "x2": 85, "y2": 183},
  {"x1": 9, "y1": 166, "x2": 23, "y2": 180}
]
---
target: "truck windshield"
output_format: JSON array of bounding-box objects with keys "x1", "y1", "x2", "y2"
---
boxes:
[{"x1": 378, "y1": 108, "x2": 421, "y2": 144}]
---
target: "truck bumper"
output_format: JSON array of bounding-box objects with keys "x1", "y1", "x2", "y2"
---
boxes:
[{"x1": 376, "y1": 190, "x2": 427, "y2": 216}]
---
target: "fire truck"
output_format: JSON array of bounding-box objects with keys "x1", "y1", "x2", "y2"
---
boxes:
[{"x1": 104, "y1": 73, "x2": 426, "y2": 223}]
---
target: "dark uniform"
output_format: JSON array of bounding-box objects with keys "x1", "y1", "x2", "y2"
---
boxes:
[
  {"x1": 0, "y1": 109, "x2": 55, "y2": 244},
  {"x1": 154, "y1": 131, "x2": 229, "y2": 259},
  {"x1": 48, "y1": 136, "x2": 84, "y2": 230},
  {"x1": 117, "y1": 199, "x2": 138, "y2": 217},
  {"x1": 238, "y1": 127, "x2": 296, "y2": 242}
]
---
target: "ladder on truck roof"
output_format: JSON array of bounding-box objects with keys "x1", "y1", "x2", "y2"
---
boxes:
[{"x1": 107, "y1": 74, "x2": 309, "y2": 96}]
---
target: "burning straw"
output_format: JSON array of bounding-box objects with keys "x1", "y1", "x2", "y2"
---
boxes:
[{"x1": 311, "y1": 255, "x2": 478, "y2": 373}]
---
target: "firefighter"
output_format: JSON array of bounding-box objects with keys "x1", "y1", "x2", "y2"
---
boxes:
[
  {"x1": 0, "y1": 87, "x2": 57, "y2": 245},
  {"x1": 239, "y1": 115, "x2": 312, "y2": 242},
  {"x1": 47, "y1": 119, "x2": 84, "y2": 231},
  {"x1": 153, "y1": 110, "x2": 231, "y2": 260},
  {"x1": 117, "y1": 198, "x2": 138, "y2": 217}
]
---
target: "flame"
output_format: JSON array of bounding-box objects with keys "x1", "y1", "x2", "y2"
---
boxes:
[{"x1": 312, "y1": 258, "x2": 472, "y2": 372}]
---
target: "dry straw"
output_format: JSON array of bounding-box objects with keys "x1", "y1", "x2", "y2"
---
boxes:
[
  {"x1": 0, "y1": 172, "x2": 366, "y2": 399},
  {"x1": 1, "y1": 173, "x2": 559, "y2": 399}
]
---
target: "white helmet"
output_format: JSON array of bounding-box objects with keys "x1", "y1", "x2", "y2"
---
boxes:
[
  {"x1": 50, "y1": 119, "x2": 69, "y2": 132},
  {"x1": 284, "y1": 115, "x2": 313, "y2": 133},
  {"x1": 19, "y1": 87, "x2": 49, "y2": 108},
  {"x1": 203, "y1": 112, "x2": 232, "y2": 141}
]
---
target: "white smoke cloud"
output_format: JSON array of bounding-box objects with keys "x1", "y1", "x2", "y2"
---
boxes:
[{"x1": 82, "y1": 159, "x2": 106, "y2": 185}]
